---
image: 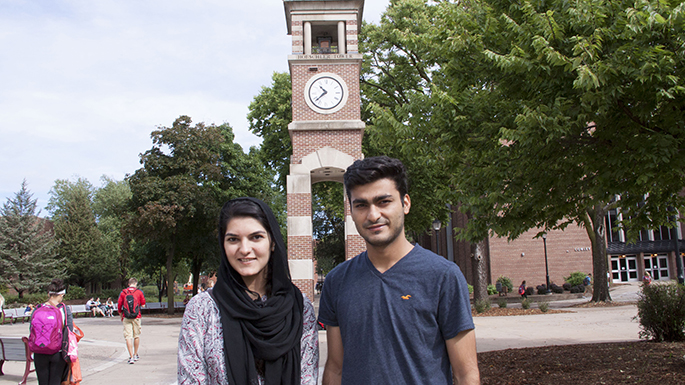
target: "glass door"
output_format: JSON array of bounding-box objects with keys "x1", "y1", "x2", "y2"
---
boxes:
[{"x1": 611, "y1": 255, "x2": 639, "y2": 282}]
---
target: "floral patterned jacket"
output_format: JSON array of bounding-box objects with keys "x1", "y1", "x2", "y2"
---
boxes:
[{"x1": 177, "y1": 291, "x2": 319, "y2": 385}]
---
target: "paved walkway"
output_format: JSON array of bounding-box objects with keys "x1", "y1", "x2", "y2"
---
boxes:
[{"x1": 0, "y1": 283, "x2": 642, "y2": 385}]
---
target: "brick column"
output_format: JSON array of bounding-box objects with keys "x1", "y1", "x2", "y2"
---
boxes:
[{"x1": 287, "y1": 173, "x2": 314, "y2": 302}]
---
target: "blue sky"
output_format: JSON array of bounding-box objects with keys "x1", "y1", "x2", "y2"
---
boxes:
[{"x1": 0, "y1": 0, "x2": 388, "y2": 213}]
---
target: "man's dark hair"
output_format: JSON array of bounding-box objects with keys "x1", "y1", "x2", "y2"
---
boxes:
[{"x1": 344, "y1": 156, "x2": 409, "y2": 201}]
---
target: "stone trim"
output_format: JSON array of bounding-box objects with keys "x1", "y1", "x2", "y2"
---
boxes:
[{"x1": 288, "y1": 216, "x2": 313, "y2": 237}]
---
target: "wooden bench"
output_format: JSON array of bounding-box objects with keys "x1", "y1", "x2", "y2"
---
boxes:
[
  {"x1": 0, "y1": 336, "x2": 34, "y2": 385},
  {"x1": 1, "y1": 309, "x2": 30, "y2": 325}
]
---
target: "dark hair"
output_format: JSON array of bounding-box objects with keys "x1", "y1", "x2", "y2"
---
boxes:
[
  {"x1": 218, "y1": 198, "x2": 275, "y2": 290},
  {"x1": 344, "y1": 156, "x2": 409, "y2": 201},
  {"x1": 47, "y1": 278, "x2": 66, "y2": 294},
  {"x1": 218, "y1": 199, "x2": 273, "y2": 243}
]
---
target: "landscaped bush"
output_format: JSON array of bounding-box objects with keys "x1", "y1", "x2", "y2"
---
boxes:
[
  {"x1": 142, "y1": 285, "x2": 159, "y2": 299},
  {"x1": 636, "y1": 283, "x2": 685, "y2": 342},
  {"x1": 525, "y1": 287, "x2": 535, "y2": 296},
  {"x1": 496, "y1": 276, "x2": 514, "y2": 293},
  {"x1": 497, "y1": 298, "x2": 508, "y2": 308},
  {"x1": 4, "y1": 293, "x2": 47, "y2": 308},
  {"x1": 570, "y1": 285, "x2": 584, "y2": 294},
  {"x1": 65, "y1": 286, "x2": 86, "y2": 301},
  {"x1": 538, "y1": 301, "x2": 550, "y2": 312},
  {"x1": 487, "y1": 284, "x2": 498, "y2": 295},
  {"x1": 536, "y1": 284, "x2": 548, "y2": 295},
  {"x1": 550, "y1": 283, "x2": 564, "y2": 294},
  {"x1": 467, "y1": 284, "x2": 473, "y2": 294},
  {"x1": 562, "y1": 283, "x2": 572, "y2": 291},
  {"x1": 521, "y1": 298, "x2": 531, "y2": 309},
  {"x1": 475, "y1": 298, "x2": 491, "y2": 313},
  {"x1": 564, "y1": 271, "x2": 587, "y2": 287}
]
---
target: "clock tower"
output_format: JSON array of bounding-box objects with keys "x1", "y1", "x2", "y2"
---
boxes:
[{"x1": 283, "y1": 0, "x2": 366, "y2": 300}]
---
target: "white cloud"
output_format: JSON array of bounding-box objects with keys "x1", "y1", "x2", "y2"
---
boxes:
[{"x1": 0, "y1": 0, "x2": 389, "y2": 210}]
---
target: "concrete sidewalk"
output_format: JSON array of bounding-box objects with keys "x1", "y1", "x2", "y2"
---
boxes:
[{"x1": 0, "y1": 283, "x2": 643, "y2": 385}]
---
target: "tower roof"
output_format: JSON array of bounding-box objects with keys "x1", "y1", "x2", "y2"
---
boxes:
[{"x1": 283, "y1": 0, "x2": 364, "y2": 35}]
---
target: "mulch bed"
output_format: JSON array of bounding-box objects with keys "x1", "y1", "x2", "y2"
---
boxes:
[
  {"x1": 479, "y1": 341, "x2": 685, "y2": 384},
  {"x1": 476, "y1": 301, "x2": 685, "y2": 384}
]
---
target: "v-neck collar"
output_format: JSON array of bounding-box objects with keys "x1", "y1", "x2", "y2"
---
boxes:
[{"x1": 363, "y1": 244, "x2": 417, "y2": 277}]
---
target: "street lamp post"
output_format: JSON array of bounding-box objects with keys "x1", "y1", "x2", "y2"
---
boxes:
[
  {"x1": 432, "y1": 219, "x2": 442, "y2": 257},
  {"x1": 542, "y1": 233, "x2": 550, "y2": 293}
]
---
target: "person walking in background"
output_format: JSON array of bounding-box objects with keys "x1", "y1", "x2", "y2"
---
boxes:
[
  {"x1": 177, "y1": 197, "x2": 319, "y2": 385},
  {"x1": 29, "y1": 279, "x2": 73, "y2": 385},
  {"x1": 118, "y1": 278, "x2": 146, "y2": 364},
  {"x1": 318, "y1": 156, "x2": 479, "y2": 385},
  {"x1": 518, "y1": 281, "x2": 528, "y2": 299},
  {"x1": 642, "y1": 271, "x2": 652, "y2": 285},
  {"x1": 583, "y1": 273, "x2": 593, "y2": 297}
]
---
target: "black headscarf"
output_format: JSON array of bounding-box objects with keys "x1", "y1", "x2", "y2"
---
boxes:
[{"x1": 212, "y1": 197, "x2": 304, "y2": 385}]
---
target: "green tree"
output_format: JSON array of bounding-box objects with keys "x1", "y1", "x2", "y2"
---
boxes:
[
  {"x1": 313, "y1": 182, "x2": 346, "y2": 275},
  {"x1": 0, "y1": 180, "x2": 63, "y2": 298},
  {"x1": 364, "y1": 0, "x2": 685, "y2": 302},
  {"x1": 47, "y1": 177, "x2": 118, "y2": 289},
  {"x1": 93, "y1": 176, "x2": 133, "y2": 285},
  {"x1": 128, "y1": 116, "x2": 226, "y2": 313},
  {"x1": 128, "y1": 116, "x2": 277, "y2": 312},
  {"x1": 248, "y1": 72, "x2": 293, "y2": 192}
]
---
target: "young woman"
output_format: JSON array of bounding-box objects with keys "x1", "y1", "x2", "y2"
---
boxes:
[
  {"x1": 105, "y1": 297, "x2": 115, "y2": 317},
  {"x1": 178, "y1": 197, "x2": 318, "y2": 385},
  {"x1": 32, "y1": 279, "x2": 73, "y2": 385}
]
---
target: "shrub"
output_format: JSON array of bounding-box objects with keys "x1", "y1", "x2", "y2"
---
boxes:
[
  {"x1": 538, "y1": 301, "x2": 550, "y2": 312},
  {"x1": 562, "y1": 283, "x2": 571, "y2": 291},
  {"x1": 4, "y1": 293, "x2": 47, "y2": 308},
  {"x1": 550, "y1": 283, "x2": 564, "y2": 294},
  {"x1": 635, "y1": 283, "x2": 685, "y2": 342},
  {"x1": 564, "y1": 271, "x2": 587, "y2": 287},
  {"x1": 496, "y1": 276, "x2": 514, "y2": 293},
  {"x1": 525, "y1": 287, "x2": 535, "y2": 296},
  {"x1": 100, "y1": 289, "x2": 121, "y2": 300},
  {"x1": 467, "y1": 284, "x2": 473, "y2": 294},
  {"x1": 521, "y1": 298, "x2": 531, "y2": 309},
  {"x1": 142, "y1": 285, "x2": 159, "y2": 299},
  {"x1": 570, "y1": 285, "x2": 584, "y2": 294},
  {"x1": 475, "y1": 298, "x2": 491, "y2": 313},
  {"x1": 65, "y1": 286, "x2": 86, "y2": 301},
  {"x1": 487, "y1": 284, "x2": 498, "y2": 295},
  {"x1": 536, "y1": 285, "x2": 548, "y2": 295},
  {"x1": 497, "y1": 298, "x2": 508, "y2": 308}
]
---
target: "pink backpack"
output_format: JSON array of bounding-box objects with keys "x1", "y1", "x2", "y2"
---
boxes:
[{"x1": 28, "y1": 304, "x2": 64, "y2": 354}]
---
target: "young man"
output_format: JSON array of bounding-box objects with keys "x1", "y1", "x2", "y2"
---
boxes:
[
  {"x1": 318, "y1": 156, "x2": 480, "y2": 385},
  {"x1": 118, "y1": 278, "x2": 146, "y2": 364}
]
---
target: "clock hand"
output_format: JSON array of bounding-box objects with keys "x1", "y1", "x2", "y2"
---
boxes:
[{"x1": 315, "y1": 87, "x2": 328, "y2": 102}]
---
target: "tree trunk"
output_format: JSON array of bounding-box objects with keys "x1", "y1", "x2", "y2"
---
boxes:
[
  {"x1": 166, "y1": 242, "x2": 176, "y2": 315},
  {"x1": 471, "y1": 239, "x2": 489, "y2": 301},
  {"x1": 586, "y1": 204, "x2": 612, "y2": 302}
]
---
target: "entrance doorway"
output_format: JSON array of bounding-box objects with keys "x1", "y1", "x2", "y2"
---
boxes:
[
  {"x1": 611, "y1": 255, "x2": 639, "y2": 282},
  {"x1": 644, "y1": 254, "x2": 670, "y2": 281}
]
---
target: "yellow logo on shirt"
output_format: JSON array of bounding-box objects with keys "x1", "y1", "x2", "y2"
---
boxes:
[{"x1": 401, "y1": 295, "x2": 412, "y2": 300}]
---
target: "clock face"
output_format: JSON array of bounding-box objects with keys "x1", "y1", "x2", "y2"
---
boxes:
[{"x1": 307, "y1": 76, "x2": 344, "y2": 110}]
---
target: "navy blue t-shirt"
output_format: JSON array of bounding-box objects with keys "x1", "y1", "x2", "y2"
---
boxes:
[{"x1": 318, "y1": 245, "x2": 474, "y2": 384}]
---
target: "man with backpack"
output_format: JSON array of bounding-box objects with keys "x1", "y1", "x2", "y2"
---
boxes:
[
  {"x1": 118, "y1": 278, "x2": 146, "y2": 364},
  {"x1": 583, "y1": 273, "x2": 593, "y2": 297}
]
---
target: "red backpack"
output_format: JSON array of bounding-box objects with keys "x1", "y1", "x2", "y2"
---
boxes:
[
  {"x1": 28, "y1": 304, "x2": 65, "y2": 354},
  {"x1": 518, "y1": 286, "x2": 526, "y2": 295},
  {"x1": 121, "y1": 288, "x2": 141, "y2": 319}
]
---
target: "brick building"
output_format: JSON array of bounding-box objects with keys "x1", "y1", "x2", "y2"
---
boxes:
[{"x1": 416, "y1": 207, "x2": 685, "y2": 289}]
